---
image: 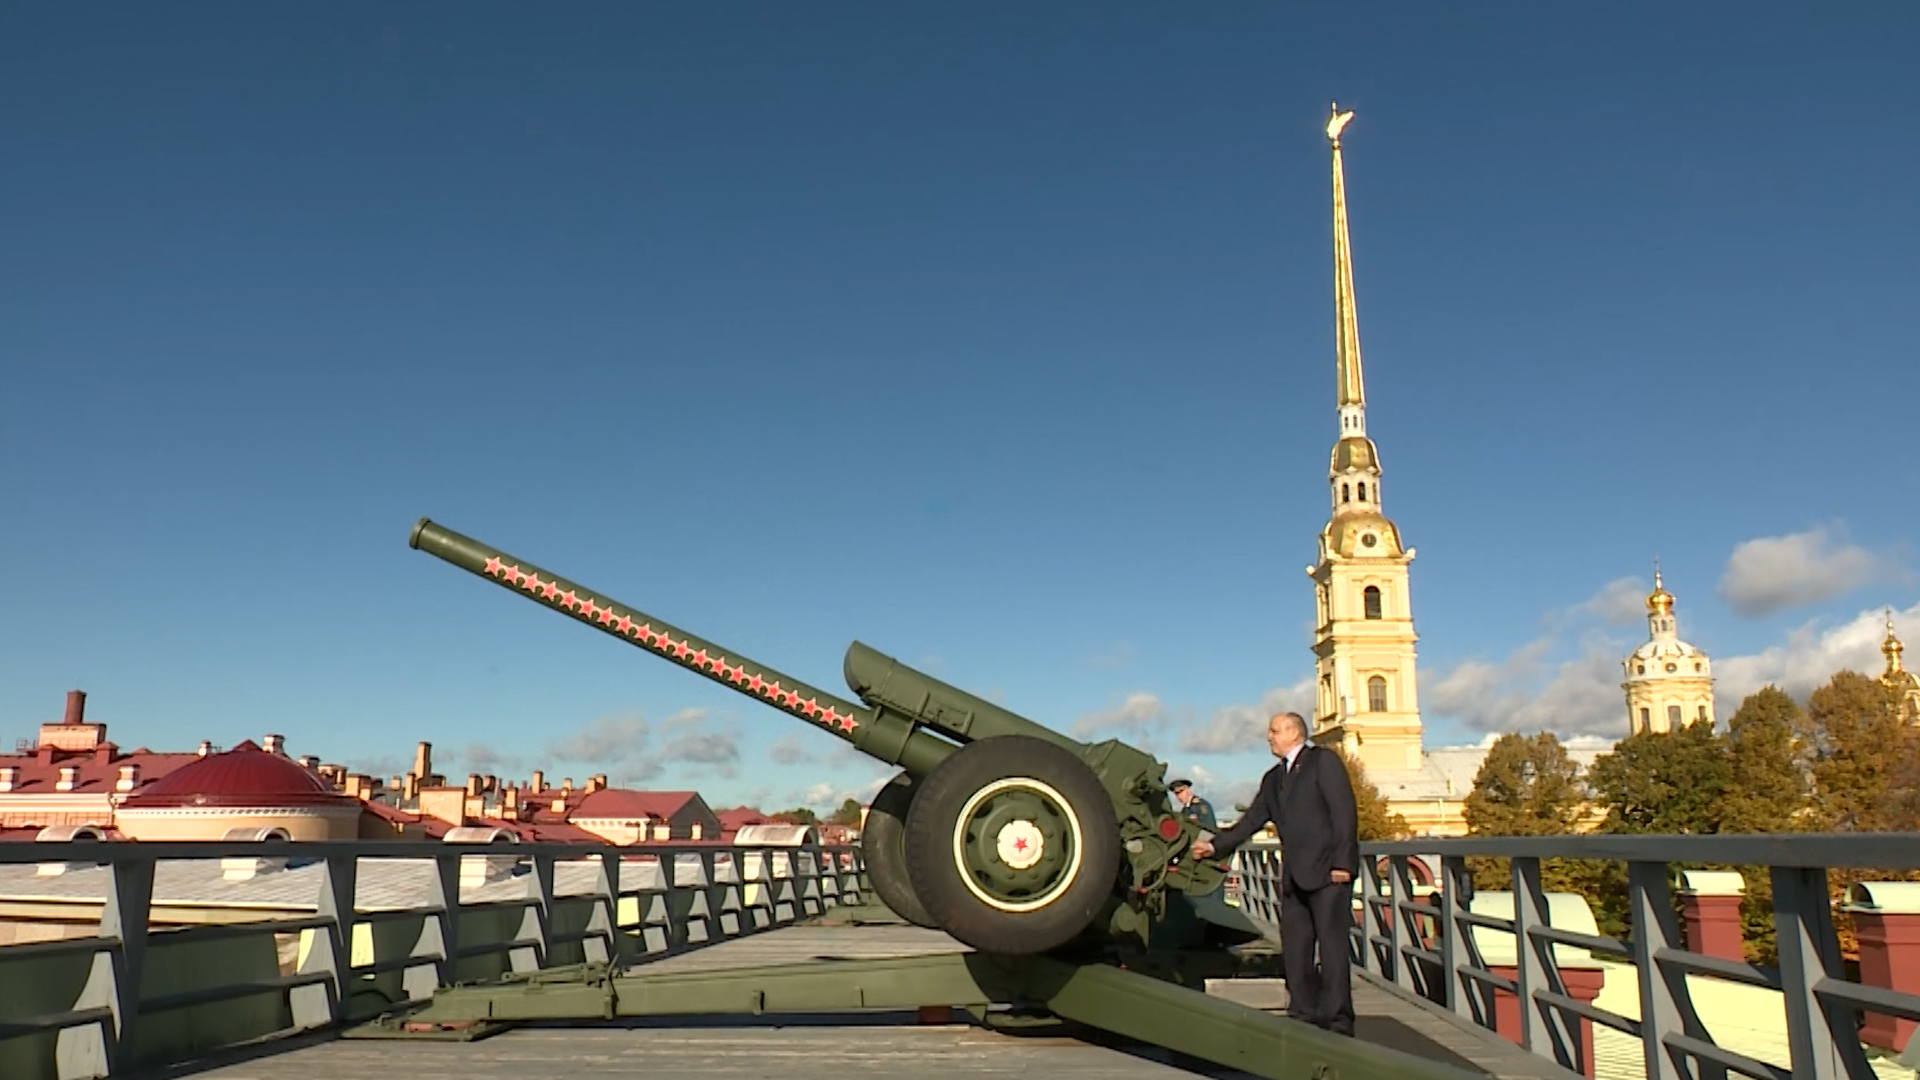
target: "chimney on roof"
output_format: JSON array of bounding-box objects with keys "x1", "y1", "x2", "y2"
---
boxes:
[
  {"x1": 262, "y1": 734, "x2": 285, "y2": 755},
  {"x1": 65, "y1": 690, "x2": 86, "y2": 725},
  {"x1": 587, "y1": 773, "x2": 607, "y2": 793},
  {"x1": 298, "y1": 755, "x2": 319, "y2": 770},
  {"x1": 530, "y1": 769, "x2": 544, "y2": 792},
  {"x1": 0, "y1": 766, "x2": 17, "y2": 792},
  {"x1": 197, "y1": 741, "x2": 212, "y2": 757},
  {"x1": 466, "y1": 773, "x2": 483, "y2": 797},
  {"x1": 413, "y1": 741, "x2": 432, "y2": 781},
  {"x1": 56, "y1": 765, "x2": 80, "y2": 792},
  {"x1": 503, "y1": 785, "x2": 519, "y2": 814},
  {"x1": 561, "y1": 777, "x2": 573, "y2": 794},
  {"x1": 116, "y1": 764, "x2": 139, "y2": 792}
]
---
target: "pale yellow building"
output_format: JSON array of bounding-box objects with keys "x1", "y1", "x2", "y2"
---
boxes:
[
  {"x1": 1621, "y1": 569, "x2": 1716, "y2": 735},
  {"x1": 1882, "y1": 611, "x2": 1920, "y2": 723}
]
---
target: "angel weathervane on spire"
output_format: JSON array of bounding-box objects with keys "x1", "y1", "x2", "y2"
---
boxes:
[{"x1": 1327, "y1": 102, "x2": 1355, "y2": 145}]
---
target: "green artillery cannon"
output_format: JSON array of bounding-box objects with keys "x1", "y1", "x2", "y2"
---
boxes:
[
  {"x1": 392, "y1": 519, "x2": 1486, "y2": 1080},
  {"x1": 407, "y1": 518, "x2": 1237, "y2": 958}
]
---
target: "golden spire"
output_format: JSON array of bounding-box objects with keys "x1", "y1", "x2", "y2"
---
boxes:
[
  {"x1": 1328, "y1": 102, "x2": 1366, "y2": 423},
  {"x1": 1886, "y1": 609, "x2": 1906, "y2": 674}
]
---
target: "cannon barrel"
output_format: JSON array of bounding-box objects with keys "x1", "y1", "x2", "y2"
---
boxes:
[
  {"x1": 407, "y1": 518, "x2": 960, "y2": 777},
  {"x1": 407, "y1": 517, "x2": 1242, "y2": 957}
]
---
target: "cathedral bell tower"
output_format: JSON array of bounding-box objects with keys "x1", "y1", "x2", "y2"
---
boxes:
[{"x1": 1306, "y1": 105, "x2": 1425, "y2": 774}]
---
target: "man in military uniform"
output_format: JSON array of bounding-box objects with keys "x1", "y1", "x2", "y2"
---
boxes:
[{"x1": 1169, "y1": 779, "x2": 1217, "y2": 830}]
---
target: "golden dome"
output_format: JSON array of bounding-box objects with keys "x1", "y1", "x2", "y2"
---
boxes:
[
  {"x1": 1322, "y1": 510, "x2": 1403, "y2": 559},
  {"x1": 1886, "y1": 611, "x2": 1906, "y2": 669},
  {"x1": 1330, "y1": 436, "x2": 1379, "y2": 474},
  {"x1": 1647, "y1": 570, "x2": 1674, "y2": 617}
]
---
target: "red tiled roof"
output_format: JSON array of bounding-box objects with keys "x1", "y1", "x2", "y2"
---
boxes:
[
  {"x1": 120, "y1": 740, "x2": 357, "y2": 809},
  {"x1": 570, "y1": 789, "x2": 697, "y2": 820},
  {"x1": 0, "y1": 749, "x2": 202, "y2": 796},
  {"x1": 717, "y1": 807, "x2": 772, "y2": 830}
]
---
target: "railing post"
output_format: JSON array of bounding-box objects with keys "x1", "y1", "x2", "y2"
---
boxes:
[
  {"x1": 584, "y1": 848, "x2": 621, "y2": 966},
  {"x1": 512, "y1": 852, "x2": 556, "y2": 973},
  {"x1": 1440, "y1": 855, "x2": 1476, "y2": 1023},
  {"x1": 1511, "y1": 855, "x2": 1580, "y2": 1070},
  {"x1": 429, "y1": 851, "x2": 462, "y2": 991},
  {"x1": 1359, "y1": 854, "x2": 1388, "y2": 978},
  {"x1": 58, "y1": 855, "x2": 152, "y2": 1078},
  {"x1": 1628, "y1": 859, "x2": 1696, "y2": 1080},
  {"x1": 1389, "y1": 855, "x2": 1419, "y2": 997},
  {"x1": 1772, "y1": 865, "x2": 1873, "y2": 1080},
  {"x1": 292, "y1": 854, "x2": 358, "y2": 1028}
]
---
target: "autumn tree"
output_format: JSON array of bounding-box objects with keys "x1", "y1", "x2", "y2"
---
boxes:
[
  {"x1": 1799, "y1": 670, "x2": 1907, "y2": 832},
  {"x1": 1795, "y1": 671, "x2": 1920, "y2": 958},
  {"x1": 1334, "y1": 747, "x2": 1410, "y2": 841},
  {"x1": 1462, "y1": 731, "x2": 1592, "y2": 894}
]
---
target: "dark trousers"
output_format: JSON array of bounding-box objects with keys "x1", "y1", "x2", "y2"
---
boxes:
[{"x1": 1280, "y1": 876, "x2": 1355, "y2": 1036}]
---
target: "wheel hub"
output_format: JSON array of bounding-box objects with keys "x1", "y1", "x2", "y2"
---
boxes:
[{"x1": 996, "y1": 819, "x2": 1045, "y2": 869}]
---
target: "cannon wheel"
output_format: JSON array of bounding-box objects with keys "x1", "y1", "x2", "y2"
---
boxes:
[
  {"x1": 903, "y1": 735, "x2": 1120, "y2": 955},
  {"x1": 861, "y1": 772, "x2": 939, "y2": 928}
]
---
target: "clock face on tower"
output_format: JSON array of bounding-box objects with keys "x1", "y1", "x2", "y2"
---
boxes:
[{"x1": 1360, "y1": 531, "x2": 1378, "y2": 550}]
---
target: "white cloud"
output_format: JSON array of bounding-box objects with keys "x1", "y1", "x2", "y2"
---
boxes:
[
  {"x1": 1179, "y1": 680, "x2": 1314, "y2": 754},
  {"x1": 543, "y1": 706, "x2": 740, "y2": 784},
  {"x1": 1424, "y1": 631, "x2": 1625, "y2": 739},
  {"x1": 1717, "y1": 524, "x2": 1906, "y2": 617},
  {"x1": 1071, "y1": 691, "x2": 1175, "y2": 745},
  {"x1": 1714, "y1": 600, "x2": 1920, "y2": 708},
  {"x1": 1571, "y1": 576, "x2": 1651, "y2": 626},
  {"x1": 768, "y1": 736, "x2": 815, "y2": 765}
]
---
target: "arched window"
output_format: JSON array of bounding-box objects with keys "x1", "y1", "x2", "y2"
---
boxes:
[
  {"x1": 1367, "y1": 676, "x2": 1388, "y2": 712},
  {"x1": 1363, "y1": 586, "x2": 1382, "y2": 620},
  {"x1": 1357, "y1": 482, "x2": 1367, "y2": 501},
  {"x1": 1342, "y1": 483, "x2": 1351, "y2": 503},
  {"x1": 1667, "y1": 704, "x2": 1682, "y2": 728},
  {"x1": 1639, "y1": 707, "x2": 1650, "y2": 731},
  {"x1": 1697, "y1": 704, "x2": 1707, "y2": 722}
]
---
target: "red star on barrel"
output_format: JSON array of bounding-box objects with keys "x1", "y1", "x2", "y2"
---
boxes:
[
  {"x1": 483, "y1": 557, "x2": 503, "y2": 576},
  {"x1": 746, "y1": 675, "x2": 764, "y2": 693},
  {"x1": 799, "y1": 698, "x2": 820, "y2": 718},
  {"x1": 614, "y1": 615, "x2": 632, "y2": 634},
  {"x1": 838, "y1": 713, "x2": 859, "y2": 732}
]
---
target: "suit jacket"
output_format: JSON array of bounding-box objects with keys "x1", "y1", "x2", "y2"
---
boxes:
[{"x1": 1209, "y1": 744, "x2": 1360, "y2": 891}]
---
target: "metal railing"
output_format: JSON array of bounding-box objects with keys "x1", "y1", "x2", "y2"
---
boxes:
[
  {"x1": 1234, "y1": 834, "x2": 1920, "y2": 1080},
  {"x1": 0, "y1": 838, "x2": 866, "y2": 1079}
]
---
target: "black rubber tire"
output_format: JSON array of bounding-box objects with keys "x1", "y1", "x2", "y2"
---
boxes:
[
  {"x1": 903, "y1": 735, "x2": 1120, "y2": 955},
  {"x1": 862, "y1": 772, "x2": 940, "y2": 928}
]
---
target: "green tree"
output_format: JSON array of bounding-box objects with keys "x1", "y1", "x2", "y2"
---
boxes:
[
  {"x1": 1719, "y1": 685, "x2": 1810, "y2": 833},
  {"x1": 1586, "y1": 719, "x2": 1731, "y2": 835},
  {"x1": 1582, "y1": 720, "x2": 1732, "y2": 938},
  {"x1": 1716, "y1": 686, "x2": 1814, "y2": 963},
  {"x1": 773, "y1": 807, "x2": 820, "y2": 825},
  {"x1": 826, "y1": 798, "x2": 865, "y2": 827},
  {"x1": 1462, "y1": 731, "x2": 1592, "y2": 894}
]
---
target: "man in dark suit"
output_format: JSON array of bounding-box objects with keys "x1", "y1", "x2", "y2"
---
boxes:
[{"x1": 1191, "y1": 711, "x2": 1360, "y2": 1036}]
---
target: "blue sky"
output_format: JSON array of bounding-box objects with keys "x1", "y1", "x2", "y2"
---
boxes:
[{"x1": 4, "y1": 4, "x2": 1917, "y2": 813}]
